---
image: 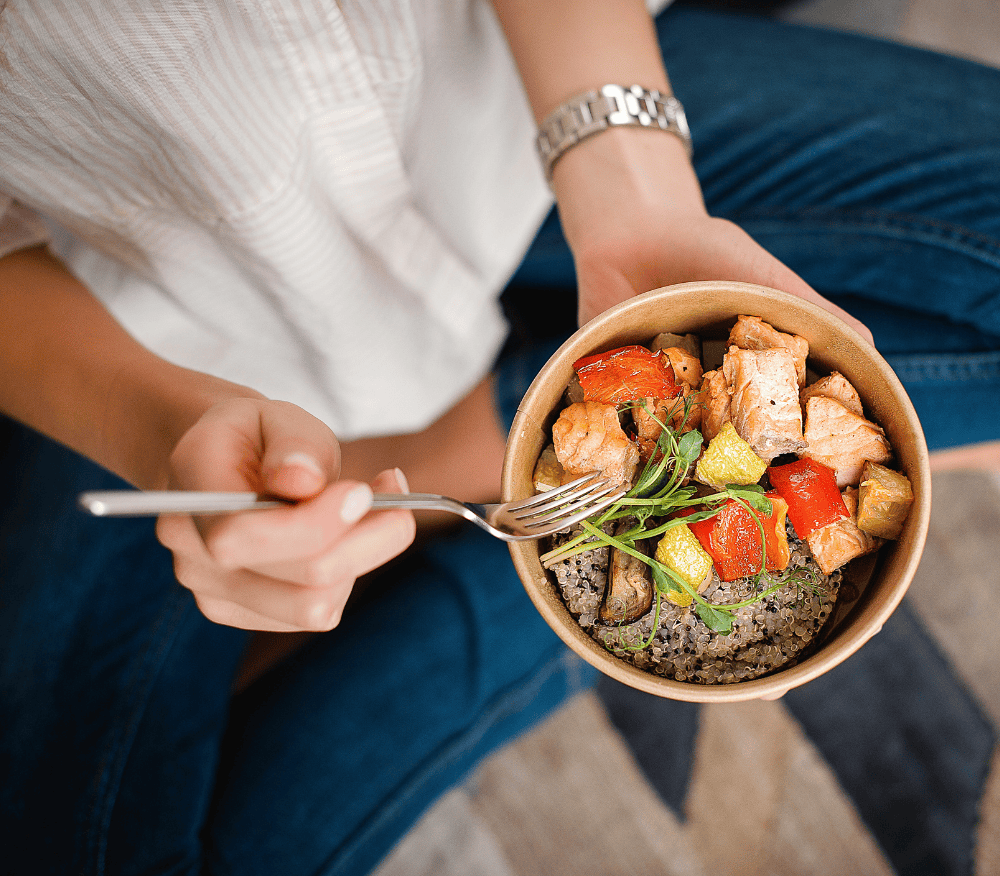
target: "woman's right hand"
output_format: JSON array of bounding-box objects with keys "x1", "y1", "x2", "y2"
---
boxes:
[{"x1": 155, "y1": 398, "x2": 416, "y2": 631}]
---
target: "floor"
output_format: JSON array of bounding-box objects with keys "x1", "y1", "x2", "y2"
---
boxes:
[
  {"x1": 373, "y1": 4, "x2": 1000, "y2": 875},
  {"x1": 784, "y1": 0, "x2": 1000, "y2": 67},
  {"x1": 373, "y1": 471, "x2": 1000, "y2": 876}
]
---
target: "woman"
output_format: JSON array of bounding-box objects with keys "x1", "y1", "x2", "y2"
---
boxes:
[{"x1": 1, "y1": 1, "x2": 998, "y2": 873}]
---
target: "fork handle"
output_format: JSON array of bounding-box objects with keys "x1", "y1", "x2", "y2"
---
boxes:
[
  {"x1": 370, "y1": 493, "x2": 467, "y2": 514},
  {"x1": 78, "y1": 490, "x2": 465, "y2": 518},
  {"x1": 79, "y1": 490, "x2": 286, "y2": 516}
]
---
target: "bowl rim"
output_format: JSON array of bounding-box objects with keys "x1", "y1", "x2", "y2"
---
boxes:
[{"x1": 501, "y1": 281, "x2": 932, "y2": 702}]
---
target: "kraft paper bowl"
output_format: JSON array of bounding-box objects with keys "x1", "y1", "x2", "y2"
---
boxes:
[{"x1": 501, "y1": 281, "x2": 931, "y2": 703}]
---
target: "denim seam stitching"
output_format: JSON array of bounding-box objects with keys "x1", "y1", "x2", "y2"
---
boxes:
[
  {"x1": 740, "y1": 205, "x2": 1000, "y2": 249},
  {"x1": 737, "y1": 208, "x2": 1000, "y2": 270},
  {"x1": 885, "y1": 350, "x2": 1000, "y2": 383}
]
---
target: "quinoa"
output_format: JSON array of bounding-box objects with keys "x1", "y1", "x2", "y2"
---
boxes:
[
  {"x1": 549, "y1": 524, "x2": 610, "y2": 629},
  {"x1": 546, "y1": 522, "x2": 840, "y2": 685}
]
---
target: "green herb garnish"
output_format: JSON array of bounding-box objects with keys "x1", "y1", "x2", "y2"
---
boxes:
[{"x1": 541, "y1": 399, "x2": 825, "y2": 645}]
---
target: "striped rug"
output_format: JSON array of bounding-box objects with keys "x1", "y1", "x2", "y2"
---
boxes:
[{"x1": 375, "y1": 470, "x2": 1000, "y2": 876}]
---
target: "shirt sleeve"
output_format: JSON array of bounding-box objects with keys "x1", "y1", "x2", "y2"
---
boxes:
[{"x1": 0, "y1": 195, "x2": 51, "y2": 258}]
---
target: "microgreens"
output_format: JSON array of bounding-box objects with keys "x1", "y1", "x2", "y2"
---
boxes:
[{"x1": 540, "y1": 399, "x2": 825, "y2": 640}]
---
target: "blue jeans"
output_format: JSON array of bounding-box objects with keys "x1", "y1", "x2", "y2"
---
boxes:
[
  {"x1": 2, "y1": 8, "x2": 999, "y2": 876},
  {"x1": 0, "y1": 415, "x2": 590, "y2": 876}
]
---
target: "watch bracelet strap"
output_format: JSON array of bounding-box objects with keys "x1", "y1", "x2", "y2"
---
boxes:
[{"x1": 536, "y1": 84, "x2": 692, "y2": 183}]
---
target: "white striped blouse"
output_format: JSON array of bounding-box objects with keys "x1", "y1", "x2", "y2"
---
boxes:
[{"x1": 0, "y1": 0, "x2": 552, "y2": 439}]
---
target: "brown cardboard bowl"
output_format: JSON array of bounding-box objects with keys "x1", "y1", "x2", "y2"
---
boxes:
[{"x1": 501, "y1": 281, "x2": 931, "y2": 703}]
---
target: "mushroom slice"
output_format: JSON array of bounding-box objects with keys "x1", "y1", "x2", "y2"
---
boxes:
[{"x1": 601, "y1": 525, "x2": 653, "y2": 624}]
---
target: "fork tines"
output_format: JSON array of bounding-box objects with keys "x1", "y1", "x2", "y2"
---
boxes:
[
  {"x1": 514, "y1": 474, "x2": 626, "y2": 530},
  {"x1": 507, "y1": 473, "x2": 605, "y2": 510}
]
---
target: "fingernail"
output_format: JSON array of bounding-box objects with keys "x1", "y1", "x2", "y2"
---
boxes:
[
  {"x1": 283, "y1": 452, "x2": 324, "y2": 478},
  {"x1": 393, "y1": 468, "x2": 410, "y2": 494},
  {"x1": 340, "y1": 484, "x2": 373, "y2": 524}
]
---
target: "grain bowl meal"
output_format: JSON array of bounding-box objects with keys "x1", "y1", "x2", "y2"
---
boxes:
[
  {"x1": 505, "y1": 283, "x2": 929, "y2": 702},
  {"x1": 529, "y1": 312, "x2": 915, "y2": 687}
]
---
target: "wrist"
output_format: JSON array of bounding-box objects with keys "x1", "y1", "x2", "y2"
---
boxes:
[
  {"x1": 119, "y1": 362, "x2": 266, "y2": 490},
  {"x1": 537, "y1": 85, "x2": 691, "y2": 184},
  {"x1": 552, "y1": 125, "x2": 707, "y2": 250}
]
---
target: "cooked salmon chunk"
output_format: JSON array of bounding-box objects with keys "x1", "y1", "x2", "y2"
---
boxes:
[
  {"x1": 800, "y1": 372, "x2": 864, "y2": 417},
  {"x1": 700, "y1": 368, "x2": 731, "y2": 442},
  {"x1": 651, "y1": 331, "x2": 701, "y2": 361},
  {"x1": 629, "y1": 346, "x2": 704, "y2": 456},
  {"x1": 552, "y1": 401, "x2": 640, "y2": 488},
  {"x1": 806, "y1": 489, "x2": 882, "y2": 575},
  {"x1": 662, "y1": 346, "x2": 703, "y2": 391},
  {"x1": 802, "y1": 395, "x2": 892, "y2": 488},
  {"x1": 722, "y1": 346, "x2": 806, "y2": 461},
  {"x1": 665, "y1": 346, "x2": 704, "y2": 430},
  {"x1": 632, "y1": 397, "x2": 683, "y2": 460},
  {"x1": 728, "y1": 314, "x2": 810, "y2": 387}
]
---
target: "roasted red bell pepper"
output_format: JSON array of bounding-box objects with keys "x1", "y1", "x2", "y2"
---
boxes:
[
  {"x1": 573, "y1": 345, "x2": 680, "y2": 406},
  {"x1": 679, "y1": 492, "x2": 791, "y2": 581},
  {"x1": 767, "y1": 458, "x2": 849, "y2": 537}
]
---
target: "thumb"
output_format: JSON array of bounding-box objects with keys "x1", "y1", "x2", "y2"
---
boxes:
[{"x1": 255, "y1": 401, "x2": 342, "y2": 501}]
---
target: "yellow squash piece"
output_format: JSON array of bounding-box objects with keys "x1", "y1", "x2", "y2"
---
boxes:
[
  {"x1": 654, "y1": 524, "x2": 714, "y2": 607},
  {"x1": 695, "y1": 422, "x2": 768, "y2": 488},
  {"x1": 532, "y1": 444, "x2": 565, "y2": 492},
  {"x1": 857, "y1": 461, "x2": 914, "y2": 539}
]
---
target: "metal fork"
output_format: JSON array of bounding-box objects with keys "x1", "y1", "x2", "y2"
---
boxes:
[{"x1": 77, "y1": 473, "x2": 628, "y2": 542}]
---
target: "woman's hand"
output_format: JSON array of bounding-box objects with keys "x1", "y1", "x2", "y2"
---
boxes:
[
  {"x1": 156, "y1": 398, "x2": 416, "y2": 631},
  {"x1": 553, "y1": 127, "x2": 874, "y2": 343}
]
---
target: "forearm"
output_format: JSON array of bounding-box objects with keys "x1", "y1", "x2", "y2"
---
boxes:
[
  {"x1": 491, "y1": 0, "x2": 705, "y2": 315},
  {"x1": 0, "y1": 246, "x2": 262, "y2": 489},
  {"x1": 490, "y1": 0, "x2": 702, "y2": 214},
  {"x1": 490, "y1": 0, "x2": 670, "y2": 122}
]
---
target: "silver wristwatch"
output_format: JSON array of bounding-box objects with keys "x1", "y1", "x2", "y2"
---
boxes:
[{"x1": 536, "y1": 84, "x2": 692, "y2": 183}]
